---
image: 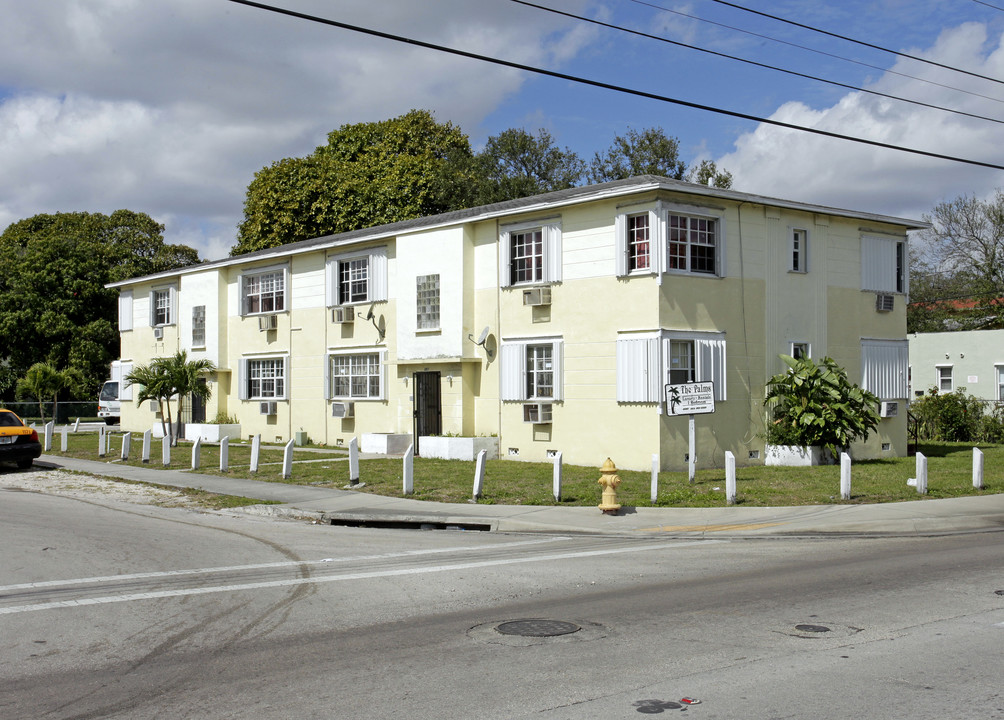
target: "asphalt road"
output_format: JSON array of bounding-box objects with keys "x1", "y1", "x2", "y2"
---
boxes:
[{"x1": 1, "y1": 485, "x2": 1002, "y2": 719}]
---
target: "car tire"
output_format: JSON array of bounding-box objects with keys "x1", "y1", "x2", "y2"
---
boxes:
[
  {"x1": 104, "y1": 418, "x2": 117, "y2": 426},
  {"x1": 16, "y1": 458, "x2": 33, "y2": 469}
]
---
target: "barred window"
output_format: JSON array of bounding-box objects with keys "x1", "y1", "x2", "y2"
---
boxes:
[
  {"x1": 243, "y1": 270, "x2": 285, "y2": 314},
  {"x1": 331, "y1": 353, "x2": 382, "y2": 399},
  {"x1": 668, "y1": 214, "x2": 717, "y2": 275},
  {"x1": 248, "y1": 358, "x2": 285, "y2": 399}
]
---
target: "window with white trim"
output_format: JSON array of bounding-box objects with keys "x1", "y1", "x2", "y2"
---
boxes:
[
  {"x1": 416, "y1": 274, "x2": 440, "y2": 330},
  {"x1": 996, "y1": 366, "x2": 1004, "y2": 401},
  {"x1": 938, "y1": 365, "x2": 953, "y2": 393},
  {"x1": 242, "y1": 268, "x2": 285, "y2": 315},
  {"x1": 150, "y1": 287, "x2": 175, "y2": 326},
  {"x1": 668, "y1": 213, "x2": 718, "y2": 275},
  {"x1": 862, "y1": 235, "x2": 908, "y2": 293},
  {"x1": 500, "y1": 221, "x2": 561, "y2": 287},
  {"x1": 240, "y1": 357, "x2": 286, "y2": 400},
  {"x1": 329, "y1": 353, "x2": 383, "y2": 400},
  {"x1": 861, "y1": 339, "x2": 908, "y2": 400},
  {"x1": 192, "y1": 305, "x2": 206, "y2": 348},
  {"x1": 500, "y1": 338, "x2": 563, "y2": 401},
  {"x1": 616, "y1": 330, "x2": 726, "y2": 403},
  {"x1": 790, "y1": 228, "x2": 808, "y2": 273},
  {"x1": 327, "y1": 247, "x2": 388, "y2": 306},
  {"x1": 791, "y1": 342, "x2": 810, "y2": 360}
]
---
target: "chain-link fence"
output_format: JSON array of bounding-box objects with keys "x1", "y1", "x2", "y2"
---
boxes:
[{"x1": 1, "y1": 401, "x2": 100, "y2": 424}]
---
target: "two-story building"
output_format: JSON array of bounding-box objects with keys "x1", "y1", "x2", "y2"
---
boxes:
[{"x1": 108, "y1": 175, "x2": 923, "y2": 471}]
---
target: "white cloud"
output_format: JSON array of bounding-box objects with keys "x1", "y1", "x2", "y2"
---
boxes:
[
  {"x1": 0, "y1": 0, "x2": 594, "y2": 259},
  {"x1": 717, "y1": 23, "x2": 1004, "y2": 222}
]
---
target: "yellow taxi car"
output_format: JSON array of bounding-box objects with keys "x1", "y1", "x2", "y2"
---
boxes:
[{"x1": 0, "y1": 409, "x2": 42, "y2": 469}]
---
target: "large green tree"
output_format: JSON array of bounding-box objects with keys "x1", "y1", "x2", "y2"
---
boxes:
[
  {"x1": 0, "y1": 210, "x2": 200, "y2": 399},
  {"x1": 589, "y1": 127, "x2": 733, "y2": 188},
  {"x1": 234, "y1": 110, "x2": 474, "y2": 255},
  {"x1": 466, "y1": 128, "x2": 586, "y2": 205}
]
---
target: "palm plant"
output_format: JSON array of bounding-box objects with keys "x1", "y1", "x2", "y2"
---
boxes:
[
  {"x1": 125, "y1": 351, "x2": 215, "y2": 446},
  {"x1": 15, "y1": 362, "x2": 83, "y2": 422}
]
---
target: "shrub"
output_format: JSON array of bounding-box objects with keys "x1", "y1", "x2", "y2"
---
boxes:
[
  {"x1": 911, "y1": 388, "x2": 989, "y2": 442},
  {"x1": 764, "y1": 355, "x2": 879, "y2": 455}
]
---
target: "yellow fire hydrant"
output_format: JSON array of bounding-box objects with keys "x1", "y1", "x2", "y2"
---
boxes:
[{"x1": 597, "y1": 458, "x2": 622, "y2": 515}]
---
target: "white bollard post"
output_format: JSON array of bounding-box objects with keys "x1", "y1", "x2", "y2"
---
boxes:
[
  {"x1": 220, "y1": 436, "x2": 229, "y2": 472},
  {"x1": 973, "y1": 447, "x2": 984, "y2": 490},
  {"x1": 121, "y1": 433, "x2": 131, "y2": 461},
  {"x1": 73, "y1": 418, "x2": 80, "y2": 433},
  {"x1": 191, "y1": 436, "x2": 202, "y2": 470},
  {"x1": 250, "y1": 434, "x2": 261, "y2": 473},
  {"x1": 142, "y1": 430, "x2": 152, "y2": 463},
  {"x1": 473, "y1": 448, "x2": 487, "y2": 500},
  {"x1": 106, "y1": 429, "x2": 112, "y2": 456},
  {"x1": 282, "y1": 438, "x2": 294, "y2": 479},
  {"x1": 162, "y1": 437, "x2": 171, "y2": 466},
  {"x1": 725, "y1": 451, "x2": 736, "y2": 505},
  {"x1": 552, "y1": 451, "x2": 563, "y2": 502},
  {"x1": 98, "y1": 427, "x2": 106, "y2": 457},
  {"x1": 403, "y1": 443, "x2": 414, "y2": 495},
  {"x1": 840, "y1": 452, "x2": 852, "y2": 500},
  {"x1": 651, "y1": 453, "x2": 659, "y2": 504},
  {"x1": 44, "y1": 421, "x2": 54, "y2": 452},
  {"x1": 61, "y1": 426, "x2": 68, "y2": 452},
  {"x1": 348, "y1": 437, "x2": 360, "y2": 486},
  {"x1": 916, "y1": 452, "x2": 928, "y2": 495}
]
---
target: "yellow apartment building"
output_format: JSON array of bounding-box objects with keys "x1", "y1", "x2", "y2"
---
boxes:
[{"x1": 107, "y1": 176, "x2": 924, "y2": 471}]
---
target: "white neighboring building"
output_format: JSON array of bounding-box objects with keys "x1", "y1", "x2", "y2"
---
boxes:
[{"x1": 909, "y1": 329, "x2": 1004, "y2": 401}]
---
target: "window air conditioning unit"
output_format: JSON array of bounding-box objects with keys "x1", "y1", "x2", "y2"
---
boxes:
[
  {"x1": 332, "y1": 306, "x2": 355, "y2": 323},
  {"x1": 876, "y1": 293, "x2": 895, "y2": 312},
  {"x1": 522, "y1": 287, "x2": 552, "y2": 307},
  {"x1": 331, "y1": 401, "x2": 354, "y2": 418},
  {"x1": 258, "y1": 314, "x2": 278, "y2": 331},
  {"x1": 523, "y1": 402, "x2": 553, "y2": 424},
  {"x1": 153, "y1": 327, "x2": 164, "y2": 340},
  {"x1": 880, "y1": 401, "x2": 899, "y2": 418},
  {"x1": 259, "y1": 401, "x2": 277, "y2": 416}
]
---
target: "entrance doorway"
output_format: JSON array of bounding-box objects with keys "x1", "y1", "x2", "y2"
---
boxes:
[{"x1": 413, "y1": 371, "x2": 441, "y2": 455}]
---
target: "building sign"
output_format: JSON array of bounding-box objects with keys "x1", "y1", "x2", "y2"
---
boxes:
[{"x1": 665, "y1": 381, "x2": 716, "y2": 416}]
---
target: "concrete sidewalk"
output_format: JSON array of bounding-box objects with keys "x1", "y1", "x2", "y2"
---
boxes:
[{"x1": 37, "y1": 455, "x2": 1004, "y2": 538}]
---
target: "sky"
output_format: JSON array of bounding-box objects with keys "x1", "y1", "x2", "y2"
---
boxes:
[{"x1": 2, "y1": 0, "x2": 1004, "y2": 261}]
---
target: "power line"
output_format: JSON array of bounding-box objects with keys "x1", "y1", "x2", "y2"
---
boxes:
[
  {"x1": 708, "y1": 0, "x2": 1004, "y2": 86},
  {"x1": 629, "y1": 0, "x2": 1004, "y2": 106},
  {"x1": 972, "y1": 0, "x2": 1004, "y2": 11},
  {"x1": 225, "y1": 0, "x2": 1004, "y2": 171},
  {"x1": 512, "y1": 0, "x2": 1004, "y2": 125}
]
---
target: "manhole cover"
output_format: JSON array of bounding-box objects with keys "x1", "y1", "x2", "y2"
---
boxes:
[
  {"x1": 496, "y1": 619, "x2": 581, "y2": 637},
  {"x1": 794, "y1": 624, "x2": 831, "y2": 633}
]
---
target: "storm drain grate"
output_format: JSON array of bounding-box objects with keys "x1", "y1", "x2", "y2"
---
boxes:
[
  {"x1": 326, "y1": 518, "x2": 491, "y2": 531},
  {"x1": 496, "y1": 619, "x2": 581, "y2": 637}
]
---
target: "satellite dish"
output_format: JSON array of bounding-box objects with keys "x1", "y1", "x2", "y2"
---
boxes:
[{"x1": 477, "y1": 327, "x2": 490, "y2": 345}]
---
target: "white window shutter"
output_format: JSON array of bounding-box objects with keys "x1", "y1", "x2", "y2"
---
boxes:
[
  {"x1": 696, "y1": 337, "x2": 727, "y2": 401},
  {"x1": 614, "y1": 214, "x2": 628, "y2": 277},
  {"x1": 500, "y1": 342, "x2": 525, "y2": 401},
  {"x1": 238, "y1": 359, "x2": 248, "y2": 401},
  {"x1": 552, "y1": 340, "x2": 564, "y2": 400},
  {"x1": 370, "y1": 247, "x2": 388, "y2": 302},
  {"x1": 326, "y1": 259, "x2": 339, "y2": 306},
  {"x1": 862, "y1": 339, "x2": 908, "y2": 399},
  {"x1": 149, "y1": 290, "x2": 156, "y2": 326},
  {"x1": 617, "y1": 336, "x2": 657, "y2": 402},
  {"x1": 118, "y1": 291, "x2": 133, "y2": 332},
  {"x1": 379, "y1": 350, "x2": 387, "y2": 400},
  {"x1": 499, "y1": 230, "x2": 512, "y2": 288},
  {"x1": 168, "y1": 286, "x2": 177, "y2": 325},
  {"x1": 120, "y1": 362, "x2": 134, "y2": 401},
  {"x1": 545, "y1": 224, "x2": 562, "y2": 283},
  {"x1": 862, "y1": 236, "x2": 896, "y2": 292},
  {"x1": 279, "y1": 356, "x2": 288, "y2": 400},
  {"x1": 281, "y1": 265, "x2": 290, "y2": 311}
]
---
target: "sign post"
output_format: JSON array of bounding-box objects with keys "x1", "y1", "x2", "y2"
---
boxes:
[{"x1": 665, "y1": 381, "x2": 716, "y2": 484}]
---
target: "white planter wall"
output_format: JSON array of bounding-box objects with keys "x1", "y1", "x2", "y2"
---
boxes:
[
  {"x1": 764, "y1": 444, "x2": 827, "y2": 466},
  {"x1": 418, "y1": 436, "x2": 499, "y2": 461},
  {"x1": 361, "y1": 433, "x2": 412, "y2": 455},
  {"x1": 184, "y1": 423, "x2": 242, "y2": 443}
]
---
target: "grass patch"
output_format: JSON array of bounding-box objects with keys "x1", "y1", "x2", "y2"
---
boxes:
[{"x1": 44, "y1": 433, "x2": 1004, "y2": 508}]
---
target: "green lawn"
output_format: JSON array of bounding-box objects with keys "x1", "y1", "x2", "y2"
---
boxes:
[{"x1": 42, "y1": 432, "x2": 1004, "y2": 508}]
